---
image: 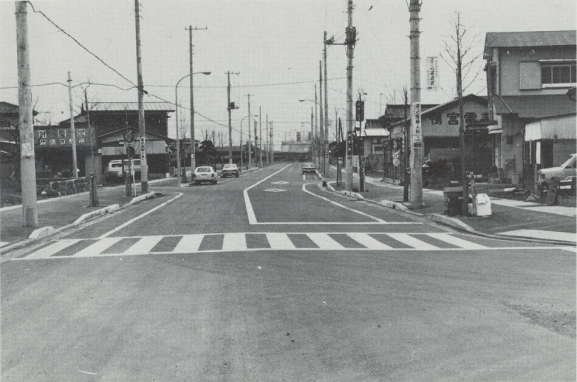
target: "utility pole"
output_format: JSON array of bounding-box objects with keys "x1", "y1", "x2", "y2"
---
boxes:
[
  {"x1": 15, "y1": 1, "x2": 37, "y2": 227},
  {"x1": 323, "y1": 31, "x2": 329, "y2": 176},
  {"x1": 135, "y1": 0, "x2": 148, "y2": 193},
  {"x1": 67, "y1": 72, "x2": 78, "y2": 179},
  {"x1": 403, "y1": 87, "x2": 410, "y2": 202},
  {"x1": 186, "y1": 26, "x2": 207, "y2": 173},
  {"x1": 259, "y1": 106, "x2": 263, "y2": 167},
  {"x1": 254, "y1": 120, "x2": 258, "y2": 166},
  {"x1": 270, "y1": 122, "x2": 274, "y2": 164},
  {"x1": 266, "y1": 114, "x2": 269, "y2": 165},
  {"x1": 226, "y1": 71, "x2": 239, "y2": 164},
  {"x1": 345, "y1": 0, "x2": 355, "y2": 191},
  {"x1": 409, "y1": 0, "x2": 423, "y2": 208},
  {"x1": 84, "y1": 87, "x2": 98, "y2": 207},
  {"x1": 246, "y1": 94, "x2": 252, "y2": 169},
  {"x1": 319, "y1": 60, "x2": 324, "y2": 175},
  {"x1": 314, "y1": 85, "x2": 318, "y2": 167},
  {"x1": 310, "y1": 106, "x2": 314, "y2": 161}
]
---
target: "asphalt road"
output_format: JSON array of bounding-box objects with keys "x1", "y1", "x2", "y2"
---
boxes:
[{"x1": 2, "y1": 163, "x2": 575, "y2": 381}]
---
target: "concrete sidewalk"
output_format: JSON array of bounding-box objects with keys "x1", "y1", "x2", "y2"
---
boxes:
[
  {"x1": 0, "y1": 177, "x2": 176, "y2": 253},
  {"x1": 321, "y1": 165, "x2": 576, "y2": 245}
]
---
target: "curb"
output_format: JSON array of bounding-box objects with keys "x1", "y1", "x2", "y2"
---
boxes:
[{"x1": 128, "y1": 192, "x2": 156, "y2": 205}]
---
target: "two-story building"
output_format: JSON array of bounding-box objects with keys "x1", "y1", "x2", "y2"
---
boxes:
[{"x1": 484, "y1": 30, "x2": 576, "y2": 187}]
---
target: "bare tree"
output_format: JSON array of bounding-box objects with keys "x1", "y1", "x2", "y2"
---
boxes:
[{"x1": 440, "y1": 12, "x2": 482, "y2": 215}]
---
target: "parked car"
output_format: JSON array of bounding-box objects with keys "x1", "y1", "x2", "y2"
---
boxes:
[
  {"x1": 222, "y1": 163, "x2": 240, "y2": 177},
  {"x1": 194, "y1": 166, "x2": 218, "y2": 185},
  {"x1": 302, "y1": 162, "x2": 316, "y2": 174},
  {"x1": 104, "y1": 159, "x2": 142, "y2": 181},
  {"x1": 537, "y1": 153, "x2": 577, "y2": 194}
]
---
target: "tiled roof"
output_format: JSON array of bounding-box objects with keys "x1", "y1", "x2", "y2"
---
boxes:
[
  {"x1": 484, "y1": 30, "x2": 576, "y2": 57},
  {"x1": 0, "y1": 101, "x2": 39, "y2": 115},
  {"x1": 88, "y1": 102, "x2": 175, "y2": 112},
  {"x1": 493, "y1": 95, "x2": 576, "y2": 119},
  {"x1": 97, "y1": 127, "x2": 172, "y2": 141}
]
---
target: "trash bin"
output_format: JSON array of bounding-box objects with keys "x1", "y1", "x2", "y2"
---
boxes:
[
  {"x1": 468, "y1": 193, "x2": 492, "y2": 217},
  {"x1": 443, "y1": 186, "x2": 463, "y2": 217}
]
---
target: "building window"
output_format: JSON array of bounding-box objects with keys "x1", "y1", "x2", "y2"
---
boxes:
[
  {"x1": 541, "y1": 62, "x2": 576, "y2": 86},
  {"x1": 77, "y1": 129, "x2": 86, "y2": 137},
  {"x1": 39, "y1": 138, "x2": 46, "y2": 145},
  {"x1": 58, "y1": 129, "x2": 66, "y2": 138},
  {"x1": 38, "y1": 130, "x2": 47, "y2": 138},
  {"x1": 59, "y1": 139, "x2": 66, "y2": 145}
]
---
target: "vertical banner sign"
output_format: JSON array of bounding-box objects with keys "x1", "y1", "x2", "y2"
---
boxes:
[
  {"x1": 140, "y1": 136, "x2": 147, "y2": 165},
  {"x1": 411, "y1": 102, "x2": 422, "y2": 148},
  {"x1": 426, "y1": 57, "x2": 438, "y2": 91}
]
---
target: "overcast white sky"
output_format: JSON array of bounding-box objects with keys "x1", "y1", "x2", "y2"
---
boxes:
[{"x1": 1, "y1": 0, "x2": 575, "y2": 148}]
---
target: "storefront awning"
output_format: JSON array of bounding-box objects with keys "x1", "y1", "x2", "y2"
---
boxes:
[{"x1": 488, "y1": 129, "x2": 503, "y2": 135}]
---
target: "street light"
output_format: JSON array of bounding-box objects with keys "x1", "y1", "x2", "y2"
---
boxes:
[
  {"x1": 175, "y1": 71, "x2": 211, "y2": 184},
  {"x1": 240, "y1": 114, "x2": 258, "y2": 170},
  {"x1": 299, "y1": 99, "x2": 326, "y2": 174}
]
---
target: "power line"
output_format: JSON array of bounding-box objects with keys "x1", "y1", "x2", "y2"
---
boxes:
[{"x1": 27, "y1": 1, "x2": 137, "y2": 88}]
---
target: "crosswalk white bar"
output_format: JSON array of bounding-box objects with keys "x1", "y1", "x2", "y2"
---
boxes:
[
  {"x1": 266, "y1": 233, "x2": 296, "y2": 250},
  {"x1": 123, "y1": 236, "x2": 164, "y2": 255},
  {"x1": 347, "y1": 233, "x2": 393, "y2": 250},
  {"x1": 429, "y1": 233, "x2": 487, "y2": 249},
  {"x1": 385, "y1": 233, "x2": 439, "y2": 250},
  {"x1": 306, "y1": 233, "x2": 345, "y2": 249},
  {"x1": 222, "y1": 233, "x2": 248, "y2": 251},
  {"x1": 74, "y1": 238, "x2": 124, "y2": 257},
  {"x1": 20, "y1": 239, "x2": 82, "y2": 259},
  {"x1": 172, "y1": 234, "x2": 204, "y2": 253}
]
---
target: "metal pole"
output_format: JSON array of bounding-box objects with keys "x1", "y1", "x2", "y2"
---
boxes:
[
  {"x1": 188, "y1": 26, "x2": 195, "y2": 173},
  {"x1": 266, "y1": 114, "x2": 269, "y2": 165},
  {"x1": 270, "y1": 122, "x2": 274, "y2": 164},
  {"x1": 175, "y1": 84, "x2": 181, "y2": 184},
  {"x1": 15, "y1": 1, "x2": 37, "y2": 227},
  {"x1": 324, "y1": 31, "x2": 329, "y2": 176},
  {"x1": 135, "y1": 0, "x2": 148, "y2": 193},
  {"x1": 314, "y1": 85, "x2": 318, "y2": 167},
  {"x1": 310, "y1": 106, "x2": 314, "y2": 161},
  {"x1": 409, "y1": 0, "x2": 422, "y2": 208},
  {"x1": 345, "y1": 0, "x2": 355, "y2": 191},
  {"x1": 247, "y1": 94, "x2": 252, "y2": 169},
  {"x1": 319, "y1": 60, "x2": 324, "y2": 175},
  {"x1": 259, "y1": 107, "x2": 262, "y2": 167},
  {"x1": 68, "y1": 72, "x2": 78, "y2": 179}
]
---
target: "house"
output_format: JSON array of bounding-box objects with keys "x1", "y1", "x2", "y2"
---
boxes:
[
  {"x1": 358, "y1": 119, "x2": 390, "y2": 173},
  {"x1": 484, "y1": 30, "x2": 576, "y2": 187},
  {"x1": 57, "y1": 102, "x2": 175, "y2": 183},
  {"x1": 383, "y1": 96, "x2": 490, "y2": 183}
]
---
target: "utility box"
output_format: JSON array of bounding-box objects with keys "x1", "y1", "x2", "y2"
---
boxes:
[
  {"x1": 443, "y1": 186, "x2": 463, "y2": 217},
  {"x1": 468, "y1": 193, "x2": 492, "y2": 217}
]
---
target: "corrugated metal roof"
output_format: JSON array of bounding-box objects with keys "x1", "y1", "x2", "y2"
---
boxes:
[
  {"x1": 493, "y1": 95, "x2": 576, "y2": 119},
  {"x1": 362, "y1": 128, "x2": 389, "y2": 137},
  {"x1": 484, "y1": 30, "x2": 576, "y2": 56},
  {"x1": 88, "y1": 102, "x2": 175, "y2": 112},
  {"x1": 0, "y1": 101, "x2": 39, "y2": 115}
]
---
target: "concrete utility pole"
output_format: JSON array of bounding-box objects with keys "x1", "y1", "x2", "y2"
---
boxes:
[
  {"x1": 345, "y1": 0, "x2": 355, "y2": 191},
  {"x1": 254, "y1": 120, "x2": 258, "y2": 166},
  {"x1": 134, "y1": 0, "x2": 148, "y2": 193},
  {"x1": 323, "y1": 31, "x2": 329, "y2": 176},
  {"x1": 15, "y1": 1, "x2": 37, "y2": 227},
  {"x1": 259, "y1": 107, "x2": 263, "y2": 167},
  {"x1": 226, "y1": 71, "x2": 239, "y2": 164},
  {"x1": 246, "y1": 94, "x2": 252, "y2": 169},
  {"x1": 319, "y1": 60, "x2": 324, "y2": 174},
  {"x1": 270, "y1": 122, "x2": 274, "y2": 164},
  {"x1": 266, "y1": 114, "x2": 269, "y2": 165},
  {"x1": 409, "y1": 0, "x2": 423, "y2": 208},
  {"x1": 310, "y1": 106, "x2": 314, "y2": 161},
  {"x1": 314, "y1": 85, "x2": 318, "y2": 167},
  {"x1": 67, "y1": 72, "x2": 78, "y2": 179},
  {"x1": 186, "y1": 25, "x2": 207, "y2": 172}
]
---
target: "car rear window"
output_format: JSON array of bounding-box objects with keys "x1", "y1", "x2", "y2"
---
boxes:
[
  {"x1": 110, "y1": 163, "x2": 121, "y2": 168},
  {"x1": 197, "y1": 167, "x2": 212, "y2": 172},
  {"x1": 223, "y1": 165, "x2": 237, "y2": 169}
]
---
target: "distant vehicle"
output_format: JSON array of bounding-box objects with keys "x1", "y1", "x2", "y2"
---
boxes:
[
  {"x1": 222, "y1": 163, "x2": 240, "y2": 177},
  {"x1": 302, "y1": 162, "x2": 316, "y2": 174},
  {"x1": 537, "y1": 153, "x2": 577, "y2": 195},
  {"x1": 104, "y1": 159, "x2": 141, "y2": 181},
  {"x1": 194, "y1": 166, "x2": 218, "y2": 185}
]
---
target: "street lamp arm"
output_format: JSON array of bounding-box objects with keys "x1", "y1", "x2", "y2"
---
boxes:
[{"x1": 176, "y1": 71, "x2": 211, "y2": 87}]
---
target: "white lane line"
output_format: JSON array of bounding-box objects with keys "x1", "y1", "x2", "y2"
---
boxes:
[
  {"x1": 302, "y1": 184, "x2": 385, "y2": 223},
  {"x1": 243, "y1": 164, "x2": 292, "y2": 224},
  {"x1": 430, "y1": 233, "x2": 488, "y2": 249},
  {"x1": 498, "y1": 229, "x2": 576, "y2": 243},
  {"x1": 306, "y1": 233, "x2": 345, "y2": 249},
  {"x1": 74, "y1": 237, "x2": 123, "y2": 257},
  {"x1": 20, "y1": 239, "x2": 82, "y2": 259},
  {"x1": 98, "y1": 193, "x2": 183, "y2": 238},
  {"x1": 266, "y1": 233, "x2": 297, "y2": 250},
  {"x1": 173, "y1": 234, "x2": 204, "y2": 253},
  {"x1": 347, "y1": 233, "x2": 393, "y2": 249},
  {"x1": 123, "y1": 236, "x2": 164, "y2": 255},
  {"x1": 386, "y1": 233, "x2": 439, "y2": 250},
  {"x1": 222, "y1": 233, "x2": 248, "y2": 251}
]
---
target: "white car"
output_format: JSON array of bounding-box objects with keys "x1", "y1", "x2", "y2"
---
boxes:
[
  {"x1": 194, "y1": 166, "x2": 218, "y2": 185},
  {"x1": 537, "y1": 153, "x2": 576, "y2": 194}
]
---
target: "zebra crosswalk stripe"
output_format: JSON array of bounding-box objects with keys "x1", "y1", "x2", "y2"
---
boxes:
[{"x1": 15, "y1": 232, "x2": 493, "y2": 260}]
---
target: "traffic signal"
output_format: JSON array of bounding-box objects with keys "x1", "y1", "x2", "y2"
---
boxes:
[{"x1": 355, "y1": 100, "x2": 364, "y2": 122}]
